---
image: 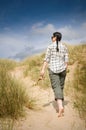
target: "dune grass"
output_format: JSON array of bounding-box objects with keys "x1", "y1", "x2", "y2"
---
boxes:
[
  {"x1": 65, "y1": 44, "x2": 86, "y2": 122},
  {"x1": 0, "y1": 59, "x2": 37, "y2": 118},
  {"x1": 0, "y1": 118, "x2": 14, "y2": 130},
  {"x1": 0, "y1": 59, "x2": 17, "y2": 71},
  {"x1": 67, "y1": 44, "x2": 86, "y2": 65},
  {"x1": 73, "y1": 48, "x2": 86, "y2": 121},
  {"x1": 0, "y1": 60, "x2": 28, "y2": 130},
  {"x1": 21, "y1": 53, "x2": 50, "y2": 89},
  {"x1": 1, "y1": 44, "x2": 83, "y2": 126},
  {"x1": 0, "y1": 59, "x2": 37, "y2": 130},
  {"x1": 0, "y1": 67, "x2": 28, "y2": 119},
  {"x1": 21, "y1": 44, "x2": 86, "y2": 122}
]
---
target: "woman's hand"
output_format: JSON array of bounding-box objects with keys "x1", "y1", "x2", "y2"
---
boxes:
[{"x1": 40, "y1": 69, "x2": 45, "y2": 78}]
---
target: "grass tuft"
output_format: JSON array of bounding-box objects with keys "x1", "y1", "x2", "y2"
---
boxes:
[{"x1": 0, "y1": 68, "x2": 28, "y2": 119}]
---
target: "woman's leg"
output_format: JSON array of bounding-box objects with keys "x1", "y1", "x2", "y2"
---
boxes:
[
  {"x1": 57, "y1": 99, "x2": 64, "y2": 117},
  {"x1": 57, "y1": 70, "x2": 66, "y2": 117},
  {"x1": 49, "y1": 69, "x2": 66, "y2": 117},
  {"x1": 49, "y1": 72, "x2": 63, "y2": 100},
  {"x1": 60, "y1": 70, "x2": 66, "y2": 107},
  {"x1": 49, "y1": 69, "x2": 64, "y2": 117}
]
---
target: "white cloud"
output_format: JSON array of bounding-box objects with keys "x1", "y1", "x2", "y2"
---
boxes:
[
  {"x1": 58, "y1": 26, "x2": 80, "y2": 40},
  {"x1": 82, "y1": 22, "x2": 86, "y2": 27},
  {"x1": 32, "y1": 22, "x2": 44, "y2": 29},
  {"x1": 31, "y1": 23, "x2": 56, "y2": 35},
  {"x1": 81, "y1": 22, "x2": 86, "y2": 29},
  {"x1": 31, "y1": 22, "x2": 86, "y2": 44},
  {"x1": 0, "y1": 22, "x2": 86, "y2": 59},
  {"x1": 0, "y1": 34, "x2": 29, "y2": 57}
]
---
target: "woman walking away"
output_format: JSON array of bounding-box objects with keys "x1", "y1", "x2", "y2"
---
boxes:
[{"x1": 40, "y1": 32, "x2": 68, "y2": 117}]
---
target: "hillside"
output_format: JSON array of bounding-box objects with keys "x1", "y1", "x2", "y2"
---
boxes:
[{"x1": 0, "y1": 44, "x2": 86, "y2": 130}]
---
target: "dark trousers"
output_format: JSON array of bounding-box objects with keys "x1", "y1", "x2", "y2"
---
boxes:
[{"x1": 48, "y1": 69, "x2": 66, "y2": 101}]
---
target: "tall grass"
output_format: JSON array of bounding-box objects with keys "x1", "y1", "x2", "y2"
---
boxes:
[
  {"x1": 22, "y1": 54, "x2": 50, "y2": 89},
  {"x1": 0, "y1": 66, "x2": 28, "y2": 119},
  {"x1": 0, "y1": 58, "x2": 38, "y2": 130},
  {"x1": 0, "y1": 59, "x2": 17, "y2": 71},
  {"x1": 20, "y1": 44, "x2": 86, "y2": 122},
  {"x1": 67, "y1": 44, "x2": 86, "y2": 65},
  {"x1": 0, "y1": 118, "x2": 14, "y2": 130},
  {"x1": 65, "y1": 44, "x2": 86, "y2": 122},
  {"x1": 0, "y1": 59, "x2": 28, "y2": 130},
  {"x1": 73, "y1": 55, "x2": 86, "y2": 122}
]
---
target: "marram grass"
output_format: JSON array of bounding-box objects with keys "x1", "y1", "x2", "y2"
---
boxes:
[
  {"x1": 0, "y1": 66, "x2": 28, "y2": 119},
  {"x1": 21, "y1": 44, "x2": 86, "y2": 122}
]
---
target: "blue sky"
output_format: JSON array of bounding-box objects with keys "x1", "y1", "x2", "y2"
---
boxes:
[{"x1": 0, "y1": 0, "x2": 86, "y2": 60}]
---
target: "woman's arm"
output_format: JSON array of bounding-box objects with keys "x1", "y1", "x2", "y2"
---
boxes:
[
  {"x1": 40, "y1": 46, "x2": 51, "y2": 77},
  {"x1": 40, "y1": 61, "x2": 48, "y2": 77}
]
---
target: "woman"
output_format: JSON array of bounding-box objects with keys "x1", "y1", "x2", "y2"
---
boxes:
[{"x1": 40, "y1": 32, "x2": 68, "y2": 117}]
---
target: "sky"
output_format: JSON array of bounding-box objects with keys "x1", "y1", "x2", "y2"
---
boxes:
[{"x1": 0, "y1": 0, "x2": 86, "y2": 60}]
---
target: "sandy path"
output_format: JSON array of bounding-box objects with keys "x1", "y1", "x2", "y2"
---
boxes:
[{"x1": 12, "y1": 65, "x2": 86, "y2": 130}]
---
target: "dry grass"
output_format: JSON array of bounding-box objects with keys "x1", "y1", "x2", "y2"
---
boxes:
[
  {"x1": 1, "y1": 43, "x2": 85, "y2": 129},
  {"x1": 21, "y1": 53, "x2": 51, "y2": 89},
  {"x1": 0, "y1": 58, "x2": 37, "y2": 129},
  {"x1": 0, "y1": 59, "x2": 17, "y2": 71},
  {"x1": 0, "y1": 67, "x2": 28, "y2": 119},
  {"x1": 21, "y1": 44, "x2": 86, "y2": 121},
  {"x1": 73, "y1": 61, "x2": 86, "y2": 121},
  {"x1": 65, "y1": 44, "x2": 86, "y2": 122}
]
